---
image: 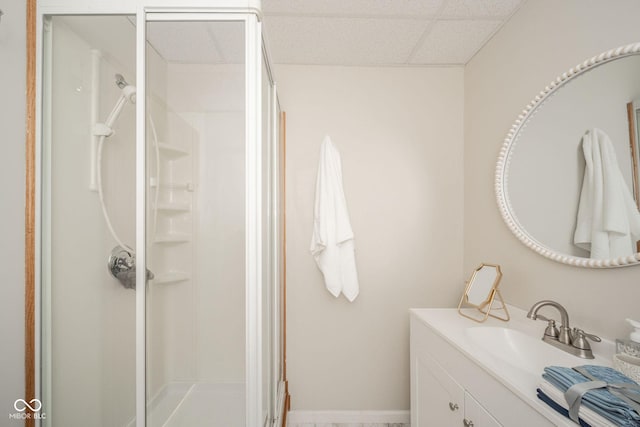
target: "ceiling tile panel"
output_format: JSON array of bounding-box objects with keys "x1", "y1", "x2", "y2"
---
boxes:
[
  {"x1": 262, "y1": 0, "x2": 445, "y2": 17},
  {"x1": 265, "y1": 16, "x2": 430, "y2": 65},
  {"x1": 441, "y1": 0, "x2": 523, "y2": 18},
  {"x1": 147, "y1": 22, "x2": 224, "y2": 63},
  {"x1": 146, "y1": 0, "x2": 528, "y2": 66},
  {"x1": 205, "y1": 21, "x2": 245, "y2": 64},
  {"x1": 410, "y1": 19, "x2": 501, "y2": 64}
]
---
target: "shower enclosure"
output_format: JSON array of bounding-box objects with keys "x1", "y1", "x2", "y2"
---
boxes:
[{"x1": 35, "y1": 1, "x2": 285, "y2": 426}]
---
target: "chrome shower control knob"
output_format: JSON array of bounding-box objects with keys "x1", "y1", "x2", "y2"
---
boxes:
[
  {"x1": 463, "y1": 419, "x2": 474, "y2": 427},
  {"x1": 449, "y1": 402, "x2": 459, "y2": 411},
  {"x1": 107, "y1": 245, "x2": 154, "y2": 289}
]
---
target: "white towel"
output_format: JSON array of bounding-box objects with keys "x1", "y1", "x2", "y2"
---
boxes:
[
  {"x1": 574, "y1": 128, "x2": 640, "y2": 258},
  {"x1": 310, "y1": 136, "x2": 359, "y2": 301}
]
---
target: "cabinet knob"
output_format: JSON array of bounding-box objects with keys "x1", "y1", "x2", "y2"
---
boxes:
[
  {"x1": 449, "y1": 402, "x2": 459, "y2": 411},
  {"x1": 463, "y1": 419, "x2": 474, "y2": 427}
]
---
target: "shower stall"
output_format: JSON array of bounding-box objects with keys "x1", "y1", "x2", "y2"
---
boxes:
[{"x1": 35, "y1": 1, "x2": 285, "y2": 426}]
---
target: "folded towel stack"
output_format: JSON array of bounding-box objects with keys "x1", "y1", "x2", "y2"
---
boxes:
[{"x1": 536, "y1": 365, "x2": 640, "y2": 427}]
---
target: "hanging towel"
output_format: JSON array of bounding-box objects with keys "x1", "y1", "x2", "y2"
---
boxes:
[
  {"x1": 574, "y1": 128, "x2": 640, "y2": 258},
  {"x1": 310, "y1": 136, "x2": 359, "y2": 302}
]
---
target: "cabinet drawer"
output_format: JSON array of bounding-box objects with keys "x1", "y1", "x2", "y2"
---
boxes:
[
  {"x1": 465, "y1": 391, "x2": 502, "y2": 427},
  {"x1": 414, "y1": 350, "x2": 465, "y2": 426}
]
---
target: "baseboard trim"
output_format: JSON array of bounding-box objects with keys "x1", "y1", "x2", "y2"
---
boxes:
[{"x1": 287, "y1": 410, "x2": 410, "y2": 424}]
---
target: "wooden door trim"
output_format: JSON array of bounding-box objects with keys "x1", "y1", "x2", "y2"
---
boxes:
[
  {"x1": 281, "y1": 111, "x2": 290, "y2": 426},
  {"x1": 26, "y1": 0, "x2": 37, "y2": 425}
]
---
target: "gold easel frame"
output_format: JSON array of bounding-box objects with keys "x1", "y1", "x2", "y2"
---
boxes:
[{"x1": 457, "y1": 263, "x2": 510, "y2": 323}]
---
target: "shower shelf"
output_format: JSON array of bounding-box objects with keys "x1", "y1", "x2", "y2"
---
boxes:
[
  {"x1": 154, "y1": 233, "x2": 191, "y2": 243},
  {"x1": 149, "y1": 181, "x2": 195, "y2": 192},
  {"x1": 155, "y1": 202, "x2": 190, "y2": 213},
  {"x1": 158, "y1": 142, "x2": 190, "y2": 159},
  {"x1": 153, "y1": 271, "x2": 190, "y2": 284}
]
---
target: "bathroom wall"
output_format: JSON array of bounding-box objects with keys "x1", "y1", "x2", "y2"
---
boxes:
[
  {"x1": 0, "y1": 0, "x2": 26, "y2": 418},
  {"x1": 464, "y1": 0, "x2": 640, "y2": 341},
  {"x1": 276, "y1": 65, "x2": 464, "y2": 411}
]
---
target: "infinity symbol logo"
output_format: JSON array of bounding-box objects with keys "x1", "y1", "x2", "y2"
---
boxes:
[{"x1": 14, "y1": 399, "x2": 42, "y2": 412}]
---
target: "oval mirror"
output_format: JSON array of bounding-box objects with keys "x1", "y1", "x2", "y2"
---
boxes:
[{"x1": 496, "y1": 42, "x2": 640, "y2": 268}]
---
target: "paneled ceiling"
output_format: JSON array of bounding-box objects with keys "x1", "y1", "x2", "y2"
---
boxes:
[
  {"x1": 261, "y1": 0, "x2": 526, "y2": 66},
  {"x1": 69, "y1": 1, "x2": 526, "y2": 67}
]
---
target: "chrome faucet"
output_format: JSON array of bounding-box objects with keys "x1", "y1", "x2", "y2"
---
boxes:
[
  {"x1": 527, "y1": 300, "x2": 601, "y2": 359},
  {"x1": 527, "y1": 300, "x2": 572, "y2": 345}
]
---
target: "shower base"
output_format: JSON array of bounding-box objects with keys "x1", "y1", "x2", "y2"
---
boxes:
[{"x1": 147, "y1": 382, "x2": 245, "y2": 427}]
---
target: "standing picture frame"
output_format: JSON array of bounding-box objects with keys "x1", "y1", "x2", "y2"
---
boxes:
[{"x1": 457, "y1": 263, "x2": 509, "y2": 323}]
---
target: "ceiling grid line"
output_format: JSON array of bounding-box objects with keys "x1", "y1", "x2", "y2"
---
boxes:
[{"x1": 406, "y1": 0, "x2": 451, "y2": 65}]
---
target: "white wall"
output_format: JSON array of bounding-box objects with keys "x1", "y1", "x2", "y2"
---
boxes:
[
  {"x1": 464, "y1": 0, "x2": 640, "y2": 341},
  {"x1": 0, "y1": 0, "x2": 26, "y2": 419},
  {"x1": 276, "y1": 65, "x2": 464, "y2": 410}
]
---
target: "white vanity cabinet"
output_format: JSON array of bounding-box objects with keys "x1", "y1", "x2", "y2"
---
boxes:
[
  {"x1": 412, "y1": 331, "x2": 500, "y2": 427},
  {"x1": 410, "y1": 309, "x2": 558, "y2": 427}
]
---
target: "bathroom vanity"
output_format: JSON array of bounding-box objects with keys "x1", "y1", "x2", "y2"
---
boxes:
[{"x1": 410, "y1": 307, "x2": 614, "y2": 426}]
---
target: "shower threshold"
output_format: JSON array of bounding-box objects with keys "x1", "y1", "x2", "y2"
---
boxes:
[{"x1": 143, "y1": 382, "x2": 245, "y2": 427}]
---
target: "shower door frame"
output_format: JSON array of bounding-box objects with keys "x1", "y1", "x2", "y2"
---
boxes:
[{"x1": 33, "y1": 2, "x2": 275, "y2": 426}]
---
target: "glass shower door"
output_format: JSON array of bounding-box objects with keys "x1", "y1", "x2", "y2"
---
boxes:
[
  {"x1": 41, "y1": 14, "x2": 138, "y2": 427},
  {"x1": 144, "y1": 17, "x2": 247, "y2": 426},
  {"x1": 40, "y1": 8, "x2": 280, "y2": 427}
]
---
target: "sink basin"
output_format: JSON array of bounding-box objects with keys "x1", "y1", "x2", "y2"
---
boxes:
[{"x1": 465, "y1": 326, "x2": 593, "y2": 375}]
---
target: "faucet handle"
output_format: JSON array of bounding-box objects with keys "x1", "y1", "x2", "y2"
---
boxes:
[
  {"x1": 534, "y1": 314, "x2": 567, "y2": 326},
  {"x1": 532, "y1": 314, "x2": 562, "y2": 340},
  {"x1": 543, "y1": 319, "x2": 560, "y2": 340},
  {"x1": 584, "y1": 331, "x2": 601, "y2": 343},
  {"x1": 534, "y1": 314, "x2": 553, "y2": 322},
  {"x1": 571, "y1": 328, "x2": 601, "y2": 350}
]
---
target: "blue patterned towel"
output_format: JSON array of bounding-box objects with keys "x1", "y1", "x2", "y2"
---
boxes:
[
  {"x1": 537, "y1": 388, "x2": 592, "y2": 427},
  {"x1": 543, "y1": 365, "x2": 640, "y2": 427}
]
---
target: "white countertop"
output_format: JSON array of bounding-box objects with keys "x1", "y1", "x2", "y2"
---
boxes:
[{"x1": 410, "y1": 305, "x2": 615, "y2": 426}]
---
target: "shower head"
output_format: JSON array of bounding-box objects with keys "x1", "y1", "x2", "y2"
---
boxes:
[
  {"x1": 115, "y1": 74, "x2": 129, "y2": 89},
  {"x1": 122, "y1": 85, "x2": 137, "y2": 103},
  {"x1": 101, "y1": 74, "x2": 137, "y2": 129},
  {"x1": 115, "y1": 74, "x2": 136, "y2": 103}
]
